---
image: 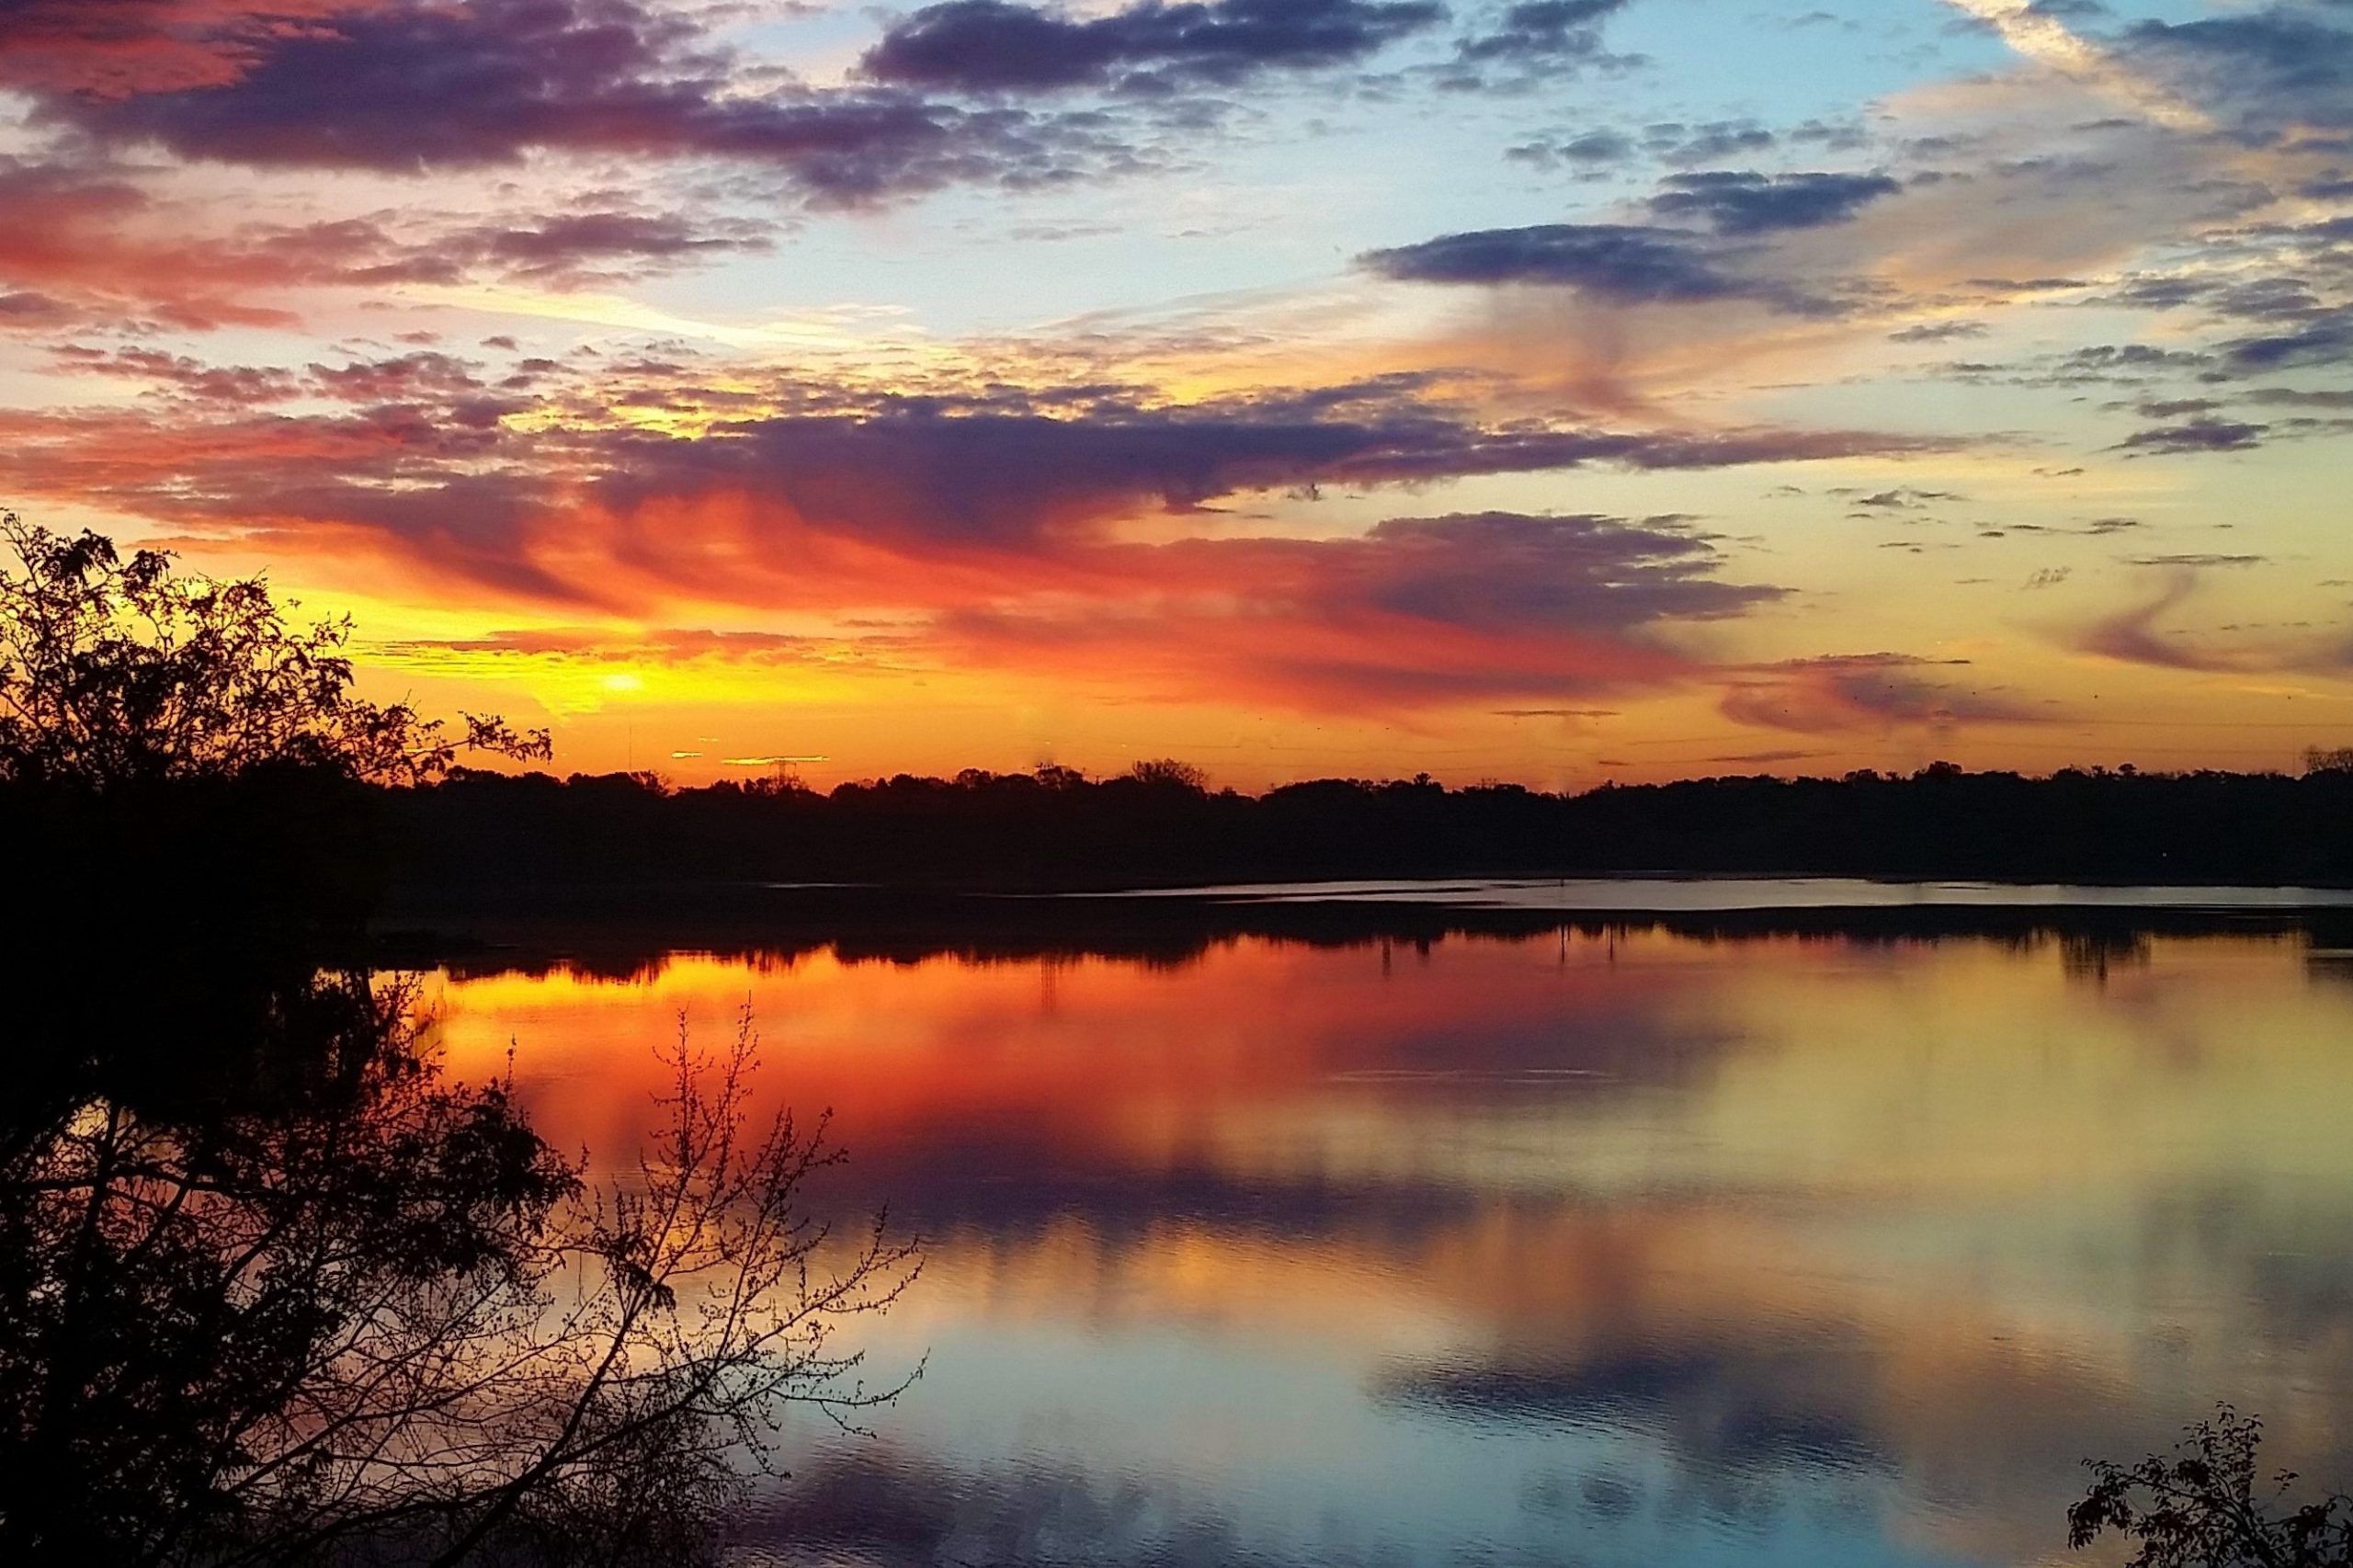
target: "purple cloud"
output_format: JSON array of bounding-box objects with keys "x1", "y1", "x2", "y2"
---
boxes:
[
  {"x1": 38, "y1": 0, "x2": 1107, "y2": 202},
  {"x1": 1721, "y1": 653, "x2": 2045, "y2": 733},
  {"x1": 2117, "y1": 417, "x2": 2268, "y2": 454},
  {"x1": 859, "y1": 0, "x2": 1445, "y2": 94},
  {"x1": 1647, "y1": 170, "x2": 1901, "y2": 234},
  {"x1": 1358, "y1": 222, "x2": 1840, "y2": 313}
]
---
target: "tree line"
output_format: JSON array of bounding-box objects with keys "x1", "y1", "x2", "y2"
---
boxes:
[{"x1": 381, "y1": 756, "x2": 2353, "y2": 893}]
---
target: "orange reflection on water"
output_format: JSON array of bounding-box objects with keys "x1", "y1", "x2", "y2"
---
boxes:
[
  {"x1": 429, "y1": 932, "x2": 2353, "y2": 1206},
  {"x1": 421, "y1": 928, "x2": 2353, "y2": 1567}
]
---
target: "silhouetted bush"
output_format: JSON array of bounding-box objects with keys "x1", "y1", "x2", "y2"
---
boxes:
[
  {"x1": 0, "y1": 515, "x2": 559, "y2": 1078},
  {"x1": 0, "y1": 517, "x2": 918, "y2": 1565},
  {"x1": 2072, "y1": 1408, "x2": 2352, "y2": 1567},
  {"x1": 0, "y1": 513, "x2": 546, "y2": 791}
]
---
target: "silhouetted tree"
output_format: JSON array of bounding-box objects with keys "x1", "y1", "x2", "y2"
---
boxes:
[
  {"x1": 0, "y1": 513, "x2": 918, "y2": 1564},
  {"x1": 0, "y1": 514, "x2": 553, "y2": 1080},
  {"x1": 2070, "y1": 1407, "x2": 2353, "y2": 1568},
  {"x1": 0, "y1": 512, "x2": 547, "y2": 790},
  {"x1": 0, "y1": 986, "x2": 918, "y2": 1567},
  {"x1": 1125, "y1": 758, "x2": 1209, "y2": 792}
]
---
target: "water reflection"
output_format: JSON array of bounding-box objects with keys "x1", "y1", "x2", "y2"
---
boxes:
[{"x1": 426, "y1": 923, "x2": 2353, "y2": 1567}]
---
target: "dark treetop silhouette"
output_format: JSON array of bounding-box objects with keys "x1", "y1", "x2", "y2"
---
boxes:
[
  {"x1": 0, "y1": 517, "x2": 918, "y2": 1567},
  {"x1": 0, "y1": 513, "x2": 548, "y2": 791}
]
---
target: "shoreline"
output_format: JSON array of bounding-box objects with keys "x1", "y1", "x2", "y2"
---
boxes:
[{"x1": 370, "y1": 876, "x2": 2353, "y2": 979}]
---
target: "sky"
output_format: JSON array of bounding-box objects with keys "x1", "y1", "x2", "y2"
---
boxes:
[{"x1": 2, "y1": 0, "x2": 2350, "y2": 789}]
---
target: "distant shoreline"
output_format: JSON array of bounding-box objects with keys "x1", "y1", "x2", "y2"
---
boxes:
[
  {"x1": 371, "y1": 876, "x2": 2353, "y2": 980},
  {"x1": 1077, "y1": 874, "x2": 2353, "y2": 909},
  {"x1": 380, "y1": 764, "x2": 2353, "y2": 898}
]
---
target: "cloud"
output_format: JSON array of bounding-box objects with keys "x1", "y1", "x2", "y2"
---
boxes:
[
  {"x1": 377, "y1": 625, "x2": 909, "y2": 678},
  {"x1": 1357, "y1": 163, "x2": 1906, "y2": 330},
  {"x1": 2077, "y1": 574, "x2": 2234, "y2": 670},
  {"x1": 1719, "y1": 653, "x2": 2045, "y2": 733},
  {"x1": 1361, "y1": 223, "x2": 1729, "y2": 294},
  {"x1": 0, "y1": 0, "x2": 371, "y2": 97},
  {"x1": 305, "y1": 351, "x2": 499, "y2": 404},
  {"x1": 1290, "y1": 509, "x2": 1776, "y2": 631},
  {"x1": 1645, "y1": 119, "x2": 1775, "y2": 165},
  {"x1": 1847, "y1": 486, "x2": 1961, "y2": 510},
  {"x1": 2214, "y1": 312, "x2": 2353, "y2": 377},
  {"x1": 369, "y1": 511, "x2": 1792, "y2": 711},
  {"x1": 35, "y1": 0, "x2": 1108, "y2": 203},
  {"x1": 1943, "y1": 0, "x2": 2211, "y2": 132},
  {"x1": 45, "y1": 343, "x2": 307, "y2": 403},
  {"x1": 0, "y1": 362, "x2": 1961, "y2": 618},
  {"x1": 0, "y1": 157, "x2": 788, "y2": 325},
  {"x1": 0, "y1": 290, "x2": 77, "y2": 327},
  {"x1": 1358, "y1": 222, "x2": 1837, "y2": 313},
  {"x1": 2065, "y1": 562, "x2": 2353, "y2": 681},
  {"x1": 858, "y1": 0, "x2": 1444, "y2": 94},
  {"x1": 1647, "y1": 170, "x2": 1902, "y2": 234},
  {"x1": 561, "y1": 395, "x2": 1960, "y2": 564},
  {"x1": 1887, "y1": 320, "x2": 1988, "y2": 343},
  {"x1": 931, "y1": 510, "x2": 1787, "y2": 708},
  {"x1": 0, "y1": 158, "x2": 480, "y2": 329},
  {"x1": 1496, "y1": 705, "x2": 1620, "y2": 719},
  {"x1": 1958, "y1": 343, "x2": 2214, "y2": 387},
  {"x1": 2248, "y1": 387, "x2": 2353, "y2": 409},
  {"x1": 1505, "y1": 129, "x2": 1637, "y2": 167},
  {"x1": 2120, "y1": 553, "x2": 2266, "y2": 569},
  {"x1": 1456, "y1": 0, "x2": 1629, "y2": 65},
  {"x1": 2116, "y1": 417, "x2": 2267, "y2": 454},
  {"x1": 2117, "y1": 3, "x2": 2353, "y2": 135},
  {"x1": 1701, "y1": 748, "x2": 1826, "y2": 766},
  {"x1": 6, "y1": 341, "x2": 1984, "y2": 711},
  {"x1": 449, "y1": 211, "x2": 774, "y2": 279}
]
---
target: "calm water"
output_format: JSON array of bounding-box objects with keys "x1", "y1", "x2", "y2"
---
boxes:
[
  {"x1": 1109, "y1": 876, "x2": 2353, "y2": 911},
  {"x1": 422, "y1": 898, "x2": 2353, "y2": 1568}
]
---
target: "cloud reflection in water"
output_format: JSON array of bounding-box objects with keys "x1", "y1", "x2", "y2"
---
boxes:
[{"x1": 427, "y1": 923, "x2": 2353, "y2": 1566}]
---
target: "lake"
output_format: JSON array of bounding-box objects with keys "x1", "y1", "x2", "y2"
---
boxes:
[{"x1": 417, "y1": 884, "x2": 2353, "y2": 1567}]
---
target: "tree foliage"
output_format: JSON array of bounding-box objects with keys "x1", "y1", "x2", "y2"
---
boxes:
[
  {"x1": 0, "y1": 985, "x2": 919, "y2": 1567},
  {"x1": 0, "y1": 513, "x2": 917, "y2": 1564},
  {"x1": 2071, "y1": 1407, "x2": 2353, "y2": 1568},
  {"x1": 1124, "y1": 757, "x2": 1209, "y2": 792},
  {"x1": 0, "y1": 513, "x2": 547, "y2": 790}
]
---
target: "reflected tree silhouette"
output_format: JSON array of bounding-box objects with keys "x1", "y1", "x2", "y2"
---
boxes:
[
  {"x1": 2073, "y1": 1408, "x2": 2353, "y2": 1568},
  {"x1": 2, "y1": 983, "x2": 918, "y2": 1567},
  {"x1": 0, "y1": 518, "x2": 920, "y2": 1564}
]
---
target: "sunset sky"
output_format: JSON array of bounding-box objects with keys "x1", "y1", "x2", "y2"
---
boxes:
[{"x1": 3, "y1": 0, "x2": 2349, "y2": 787}]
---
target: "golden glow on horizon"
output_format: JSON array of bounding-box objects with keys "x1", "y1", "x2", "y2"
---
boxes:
[{"x1": 8, "y1": 0, "x2": 2348, "y2": 788}]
